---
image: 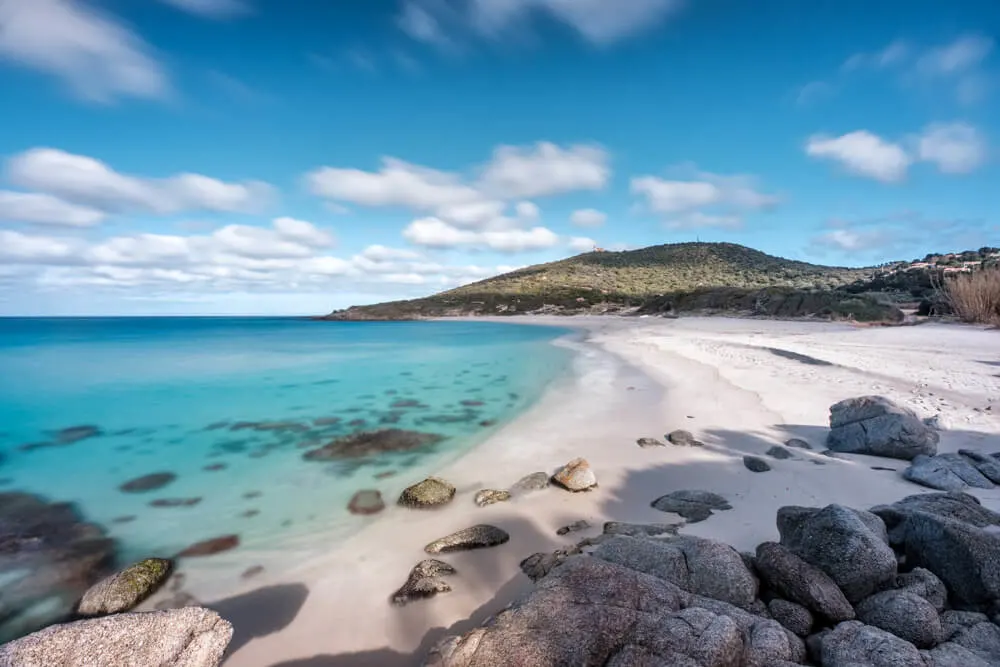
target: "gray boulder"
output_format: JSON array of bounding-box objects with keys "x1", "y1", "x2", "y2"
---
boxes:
[
  {"x1": 76, "y1": 558, "x2": 173, "y2": 617},
  {"x1": 949, "y1": 621, "x2": 1000, "y2": 664},
  {"x1": 826, "y1": 395, "x2": 939, "y2": 460},
  {"x1": 426, "y1": 555, "x2": 804, "y2": 667},
  {"x1": 855, "y1": 589, "x2": 944, "y2": 648},
  {"x1": 768, "y1": 598, "x2": 813, "y2": 636},
  {"x1": 767, "y1": 446, "x2": 794, "y2": 460},
  {"x1": 754, "y1": 541, "x2": 855, "y2": 622},
  {"x1": 778, "y1": 504, "x2": 897, "y2": 602},
  {"x1": 509, "y1": 472, "x2": 549, "y2": 494},
  {"x1": 892, "y1": 511, "x2": 1000, "y2": 608},
  {"x1": 0, "y1": 607, "x2": 232, "y2": 667},
  {"x1": 651, "y1": 489, "x2": 732, "y2": 523},
  {"x1": 893, "y1": 567, "x2": 948, "y2": 612},
  {"x1": 923, "y1": 641, "x2": 995, "y2": 667},
  {"x1": 820, "y1": 620, "x2": 926, "y2": 667},
  {"x1": 592, "y1": 534, "x2": 758, "y2": 609},
  {"x1": 959, "y1": 449, "x2": 1000, "y2": 484},
  {"x1": 873, "y1": 492, "x2": 1000, "y2": 548},
  {"x1": 425, "y1": 525, "x2": 510, "y2": 554},
  {"x1": 940, "y1": 610, "x2": 991, "y2": 641},
  {"x1": 903, "y1": 453, "x2": 995, "y2": 491}
]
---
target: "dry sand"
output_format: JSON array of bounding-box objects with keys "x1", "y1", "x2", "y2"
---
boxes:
[{"x1": 188, "y1": 316, "x2": 1000, "y2": 667}]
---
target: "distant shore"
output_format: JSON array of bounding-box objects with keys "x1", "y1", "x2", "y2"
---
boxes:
[{"x1": 201, "y1": 315, "x2": 1000, "y2": 667}]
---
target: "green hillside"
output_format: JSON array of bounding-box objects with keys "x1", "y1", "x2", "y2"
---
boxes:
[{"x1": 321, "y1": 242, "x2": 906, "y2": 322}]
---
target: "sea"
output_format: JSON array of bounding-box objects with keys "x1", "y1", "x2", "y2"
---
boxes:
[{"x1": 0, "y1": 317, "x2": 574, "y2": 637}]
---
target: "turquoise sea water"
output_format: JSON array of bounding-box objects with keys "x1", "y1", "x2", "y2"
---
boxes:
[{"x1": 0, "y1": 318, "x2": 572, "y2": 615}]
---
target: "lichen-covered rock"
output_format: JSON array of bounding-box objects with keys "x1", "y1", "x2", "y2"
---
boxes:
[
  {"x1": 826, "y1": 395, "x2": 939, "y2": 460},
  {"x1": 743, "y1": 455, "x2": 771, "y2": 472},
  {"x1": 424, "y1": 525, "x2": 510, "y2": 554},
  {"x1": 398, "y1": 477, "x2": 456, "y2": 508},
  {"x1": 592, "y1": 534, "x2": 758, "y2": 609},
  {"x1": 651, "y1": 489, "x2": 732, "y2": 523},
  {"x1": 820, "y1": 620, "x2": 925, "y2": 666},
  {"x1": 754, "y1": 541, "x2": 855, "y2": 622},
  {"x1": 768, "y1": 598, "x2": 813, "y2": 636},
  {"x1": 390, "y1": 559, "x2": 456, "y2": 606},
  {"x1": 303, "y1": 429, "x2": 444, "y2": 461},
  {"x1": 551, "y1": 458, "x2": 597, "y2": 492},
  {"x1": 76, "y1": 558, "x2": 173, "y2": 617},
  {"x1": 348, "y1": 489, "x2": 385, "y2": 515},
  {"x1": 473, "y1": 489, "x2": 510, "y2": 507},
  {"x1": 0, "y1": 607, "x2": 232, "y2": 667},
  {"x1": 855, "y1": 589, "x2": 944, "y2": 648},
  {"x1": 509, "y1": 472, "x2": 549, "y2": 494},
  {"x1": 777, "y1": 504, "x2": 896, "y2": 602}
]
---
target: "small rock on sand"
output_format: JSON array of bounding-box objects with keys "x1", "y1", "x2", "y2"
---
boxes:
[
  {"x1": 767, "y1": 446, "x2": 794, "y2": 460},
  {"x1": 651, "y1": 489, "x2": 732, "y2": 523},
  {"x1": 510, "y1": 472, "x2": 549, "y2": 493},
  {"x1": 785, "y1": 438, "x2": 813, "y2": 450},
  {"x1": 666, "y1": 430, "x2": 704, "y2": 447},
  {"x1": 552, "y1": 458, "x2": 597, "y2": 492},
  {"x1": 556, "y1": 520, "x2": 590, "y2": 536},
  {"x1": 474, "y1": 489, "x2": 511, "y2": 507},
  {"x1": 636, "y1": 437, "x2": 666, "y2": 448},
  {"x1": 398, "y1": 477, "x2": 456, "y2": 508},
  {"x1": 391, "y1": 559, "x2": 456, "y2": 606},
  {"x1": 424, "y1": 525, "x2": 510, "y2": 554},
  {"x1": 744, "y1": 456, "x2": 771, "y2": 472}
]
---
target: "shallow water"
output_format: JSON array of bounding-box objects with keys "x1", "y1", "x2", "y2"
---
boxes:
[{"x1": 0, "y1": 317, "x2": 572, "y2": 628}]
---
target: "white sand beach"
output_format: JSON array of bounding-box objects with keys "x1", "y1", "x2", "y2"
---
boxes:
[{"x1": 170, "y1": 316, "x2": 1000, "y2": 667}]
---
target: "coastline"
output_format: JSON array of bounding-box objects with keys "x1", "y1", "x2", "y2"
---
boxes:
[{"x1": 168, "y1": 315, "x2": 1000, "y2": 667}]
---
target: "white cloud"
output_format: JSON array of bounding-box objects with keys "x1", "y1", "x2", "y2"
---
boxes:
[
  {"x1": 568, "y1": 236, "x2": 597, "y2": 252},
  {"x1": 7, "y1": 148, "x2": 273, "y2": 215},
  {"x1": 156, "y1": 0, "x2": 249, "y2": 19},
  {"x1": 514, "y1": 201, "x2": 540, "y2": 222},
  {"x1": 795, "y1": 80, "x2": 836, "y2": 106},
  {"x1": 805, "y1": 131, "x2": 912, "y2": 183},
  {"x1": 0, "y1": 229, "x2": 81, "y2": 264},
  {"x1": 916, "y1": 34, "x2": 993, "y2": 77},
  {"x1": 0, "y1": 0, "x2": 169, "y2": 102},
  {"x1": 399, "y1": 0, "x2": 685, "y2": 47},
  {"x1": 842, "y1": 40, "x2": 910, "y2": 72},
  {"x1": 402, "y1": 217, "x2": 560, "y2": 252},
  {"x1": 570, "y1": 208, "x2": 606, "y2": 227},
  {"x1": 0, "y1": 190, "x2": 106, "y2": 226},
  {"x1": 630, "y1": 167, "x2": 777, "y2": 227},
  {"x1": 916, "y1": 122, "x2": 988, "y2": 174},
  {"x1": 478, "y1": 142, "x2": 609, "y2": 198}
]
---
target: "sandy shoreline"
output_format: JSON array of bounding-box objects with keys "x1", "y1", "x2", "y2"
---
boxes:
[{"x1": 178, "y1": 315, "x2": 999, "y2": 667}]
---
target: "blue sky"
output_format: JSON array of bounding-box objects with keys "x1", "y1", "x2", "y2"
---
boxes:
[{"x1": 0, "y1": 0, "x2": 997, "y2": 315}]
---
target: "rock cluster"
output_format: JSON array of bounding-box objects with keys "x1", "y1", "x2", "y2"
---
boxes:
[{"x1": 427, "y1": 490, "x2": 1000, "y2": 667}]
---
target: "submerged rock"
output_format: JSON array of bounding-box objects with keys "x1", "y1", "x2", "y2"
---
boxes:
[
  {"x1": 149, "y1": 497, "x2": 201, "y2": 508},
  {"x1": 176, "y1": 535, "x2": 240, "y2": 558},
  {"x1": 551, "y1": 458, "x2": 597, "y2": 492},
  {"x1": 826, "y1": 395, "x2": 939, "y2": 460},
  {"x1": 0, "y1": 492, "x2": 116, "y2": 642},
  {"x1": 119, "y1": 472, "x2": 177, "y2": 493},
  {"x1": 348, "y1": 489, "x2": 385, "y2": 515},
  {"x1": 53, "y1": 425, "x2": 103, "y2": 445},
  {"x1": 0, "y1": 607, "x2": 232, "y2": 667},
  {"x1": 424, "y1": 525, "x2": 510, "y2": 554},
  {"x1": 391, "y1": 559, "x2": 457, "y2": 606},
  {"x1": 473, "y1": 489, "x2": 511, "y2": 507},
  {"x1": 398, "y1": 477, "x2": 456, "y2": 509},
  {"x1": 303, "y1": 429, "x2": 444, "y2": 461},
  {"x1": 77, "y1": 558, "x2": 173, "y2": 617},
  {"x1": 651, "y1": 489, "x2": 732, "y2": 523}
]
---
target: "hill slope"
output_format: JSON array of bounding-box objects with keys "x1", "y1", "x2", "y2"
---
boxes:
[{"x1": 322, "y1": 242, "x2": 906, "y2": 322}]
